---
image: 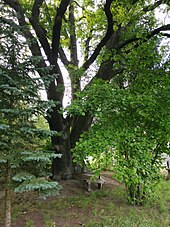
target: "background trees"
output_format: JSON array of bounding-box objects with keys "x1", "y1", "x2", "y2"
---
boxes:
[{"x1": 1, "y1": 0, "x2": 170, "y2": 180}]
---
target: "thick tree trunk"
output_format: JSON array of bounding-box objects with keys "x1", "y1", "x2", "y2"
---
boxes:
[
  {"x1": 51, "y1": 138, "x2": 73, "y2": 180},
  {"x1": 49, "y1": 114, "x2": 74, "y2": 180},
  {"x1": 5, "y1": 161, "x2": 12, "y2": 227}
]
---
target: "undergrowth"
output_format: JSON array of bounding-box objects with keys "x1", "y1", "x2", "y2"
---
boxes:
[{"x1": 0, "y1": 178, "x2": 169, "y2": 226}]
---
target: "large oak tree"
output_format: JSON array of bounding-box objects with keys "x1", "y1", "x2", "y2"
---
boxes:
[{"x1": 1, "y1": 0, "x2": 170, "y2": 179}]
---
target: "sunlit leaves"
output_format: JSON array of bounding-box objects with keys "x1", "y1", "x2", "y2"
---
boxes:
[{"x1": 69, "y1": 34, "x2": 170, "y2": 203}]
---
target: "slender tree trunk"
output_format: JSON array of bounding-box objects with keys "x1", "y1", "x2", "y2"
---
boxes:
[{"x1": 5, "y1": 161, "x2": 12, "y2": 227}]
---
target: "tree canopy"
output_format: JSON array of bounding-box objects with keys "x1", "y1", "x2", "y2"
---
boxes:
[{"x1": 1, "y1": 0, "x2": 170, "y2": 181}]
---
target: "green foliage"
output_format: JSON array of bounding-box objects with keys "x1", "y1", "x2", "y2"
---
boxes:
[
  {"x1": 70, "y1": 38, "x2": 170, "y2": 204},
  {"x1": 12, "y1": 172, "x2": 36, "y2": 182},
  {"x1": 0, "y1": 14, "x2": 61, "y2": 198},
  {"x1": 14, "y1": 179, "x2": 61, "y2": 198}
]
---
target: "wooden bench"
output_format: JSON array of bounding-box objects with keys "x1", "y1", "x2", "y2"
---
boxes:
[{"x1": 82, "y1": 173, "x2": 105, "y2": 192}]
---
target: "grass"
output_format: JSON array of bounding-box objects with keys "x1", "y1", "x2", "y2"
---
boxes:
[
  {"x1": 1, "y1": 178, "x2": 170, "y2": 226},
  {"x1": 82, "y1": 183, "x2": 170, "y2": 227}
]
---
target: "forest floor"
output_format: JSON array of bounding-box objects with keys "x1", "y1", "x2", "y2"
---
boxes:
[{"x1": 0, "y1": 171, "x2": 170, "y2": 227}]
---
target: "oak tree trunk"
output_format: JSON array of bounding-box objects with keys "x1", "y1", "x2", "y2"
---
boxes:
[{"x1": 51, "y1": 138, "x2": 73, "y2": 180}]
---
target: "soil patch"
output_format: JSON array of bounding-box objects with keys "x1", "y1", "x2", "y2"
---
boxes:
[{"x1": 0, "y1": 171, "x2": 122, "y2": 227}]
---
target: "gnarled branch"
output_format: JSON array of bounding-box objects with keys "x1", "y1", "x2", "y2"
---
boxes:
[
  {"x1": 52, "y1": 0, "x2": 70, "y2": 63},
  {"x1": 3, "y1": 0, "x2": 47, "y2": 75},
  {"x1": 30, "y1": 0, "x2": 51, "y2": 62},
  {"x1": 117, "y1": 24, "x2": 170, "y2": 50},
  {"x1": 82, "y1": 0, "x2": 114, "y2": 70}
]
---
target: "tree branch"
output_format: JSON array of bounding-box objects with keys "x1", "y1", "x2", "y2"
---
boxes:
[
  {"x1": 69, "y1": 0, "x2": 78, "y2": 66},
  {"x1": 143, "y1": 0, "x2": 163, "y2": 13},
  {"x1": 161, "y1": 32, "x2": 170, "y2": 38},
  {"x1": 3, "y1": 0, "x2": 47, "y2": 72},
  {"x1": 52, "y1": 0, "x2": 70, "y2": 63},
  {"x1": 3, "y1": 0, "x2": 27, "y2": 26},
  {"x1": 82, "y1": 0, "x2": 114, "y2": 70},
  {"x1": 3, "y1": 0, "x2": 64, "y2": 133},
  {"x1": 59, "y1": 47, "x2": 71, "y2": 66},
  {"x1": 83, "y1": 33, "x2": 92, "y2": 63},
  {"x1": 68, "y1": 0, "x2": 80, "y2": 99},
  {"x1": 117, "y1": 24, "x2": 170, "y2": 50},
  {"x1": 148, "y1": 24, "x2": 170, "y2": 38},
  {"x1": 30, "y1": 0, "x2": 52, "y2": 62},
  {"x1": 3, "y1": 0, "x2": 64, "y2": 103},
  {"x1": 50, "y1": 0, "x2": 70, "y2": 99}
]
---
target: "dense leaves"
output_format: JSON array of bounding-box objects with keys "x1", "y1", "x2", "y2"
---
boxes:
[{"x1": 71, "y1": 39, "x2": 170, "y2": 204}]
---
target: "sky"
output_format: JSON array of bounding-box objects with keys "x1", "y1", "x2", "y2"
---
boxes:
[
  {"x1": 40, "y1": 3, "x2": 170, "y2": 107},
  {"x1": 155, "y1": 5, "x2": 170, "y2": 25}
]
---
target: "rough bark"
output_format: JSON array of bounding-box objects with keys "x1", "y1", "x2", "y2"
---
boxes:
[{"x1": 51, "y1": 138, "x2": 73, "y2": 180}]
